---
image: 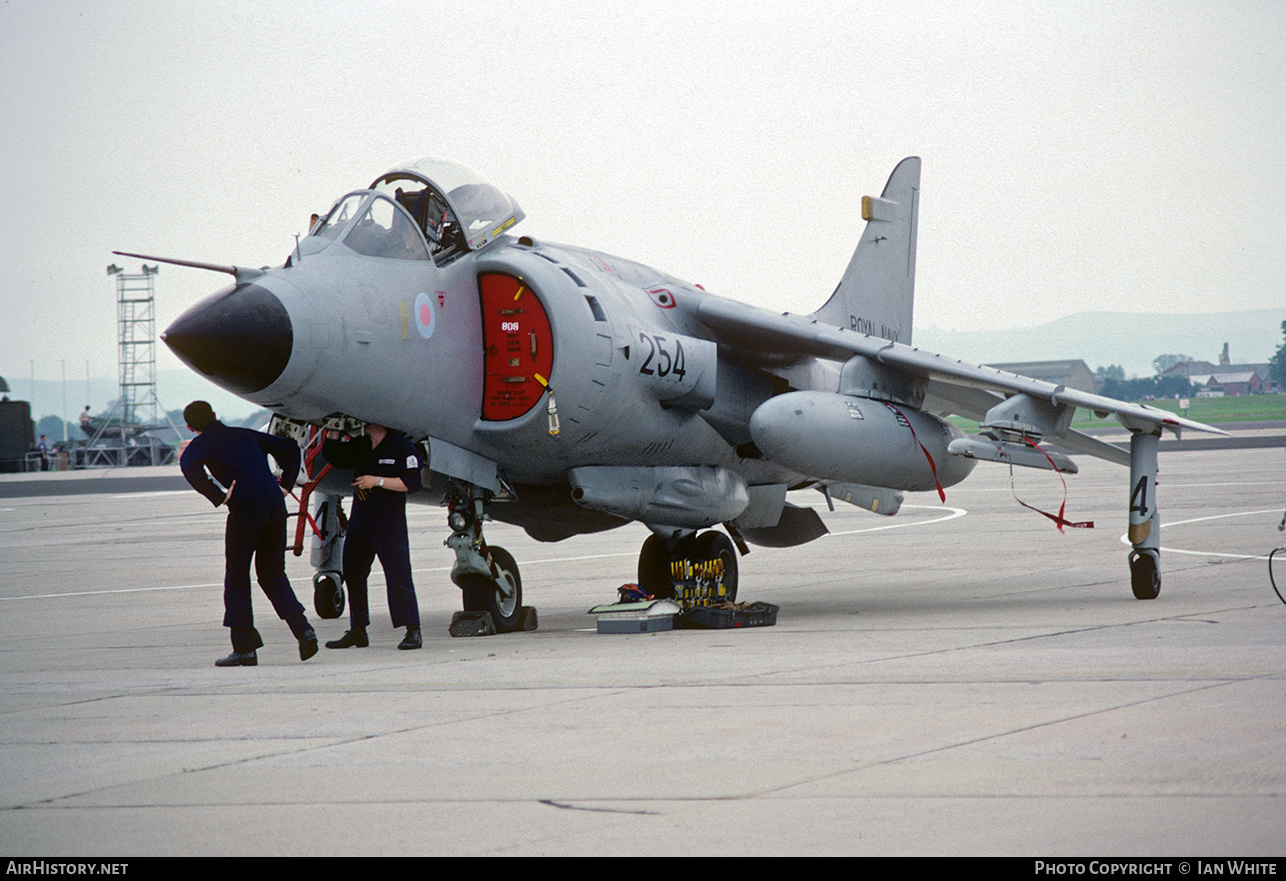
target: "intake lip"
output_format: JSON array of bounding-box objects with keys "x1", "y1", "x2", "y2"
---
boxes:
[{"x1": 162, "y1": 282, "x2": 293, "y2": 396}]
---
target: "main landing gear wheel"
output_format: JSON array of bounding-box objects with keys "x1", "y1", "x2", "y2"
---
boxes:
[
  {"x1": 636, "y1": 531, "x2": 739, "y2": 602},
  {"x1": 638, "y1": 535, "x2": 675, "y2": 598},
  {"x1": 694, "y1": 530, "x2": 738, "y2": 603},
  {"x1": 461, "y1": 546, "x2": 523, "y2": 632},
  {"x1": 313, "y1": 572, "x2": 346, "y2": 618},
  {"x1": 1129, "y1": 550, "x2": 1161, "y2": 600}
]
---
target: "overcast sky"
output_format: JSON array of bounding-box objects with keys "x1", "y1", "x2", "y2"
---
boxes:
[{"x1": 3, "y1": 1, "x2": 1283, "y2": 400}]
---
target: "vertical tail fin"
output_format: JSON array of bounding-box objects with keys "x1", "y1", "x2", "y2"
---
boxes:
[{"x1": 811, "y1": 156, "x2": 920, "y2": 345}]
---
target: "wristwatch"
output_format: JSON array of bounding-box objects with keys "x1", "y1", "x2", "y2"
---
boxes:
[{"x1": 378, "y1": 477, "x2": 385, "y2": 488}]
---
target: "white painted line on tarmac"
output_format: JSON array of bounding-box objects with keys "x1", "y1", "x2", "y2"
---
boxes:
[
  {"x1": 1117, "y1": 508, "x2": 1283, "y2": 561},
  {"x1": 827, "y1": 504, "x2": 969, "y2": 537},
  {"x1": 110, "y1": 490, "x2": 190, "y2": 499},
  {"x1": 0, "y1": 581, "x2": 223, "y2": 600}
]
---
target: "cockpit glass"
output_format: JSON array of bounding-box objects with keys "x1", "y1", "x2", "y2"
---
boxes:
[
  {"x1": 448, "y1": 182, "x2": 515, "y2": 240},
  {"x1": 341, "y1": 196, "x2": 429, "y2": 261},
  {"x1": 371, "y1": 157, "x2": 524, "y2": 256},
  {"x1": 314, "y1": 194, "x2": 365, "y2": 241}
]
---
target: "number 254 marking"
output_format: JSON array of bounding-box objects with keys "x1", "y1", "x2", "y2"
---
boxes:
[{"x1": 637, "y1": 331, "x2": 686, "y2": 380}]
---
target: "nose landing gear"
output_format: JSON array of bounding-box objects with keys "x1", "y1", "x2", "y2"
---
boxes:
[{"x1": 445, "y1": 483, "x2": 535, "y2": 634}]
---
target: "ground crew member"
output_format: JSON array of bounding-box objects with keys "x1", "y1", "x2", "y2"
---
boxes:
[
  {"x1": 179, "y1": 401, "x2": 318, "y2": 667},
  {"x1": 322, "y1": 423, "x2": 423, "y2": 650}
]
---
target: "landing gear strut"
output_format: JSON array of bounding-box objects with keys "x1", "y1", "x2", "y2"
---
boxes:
[
  {"x1": 638, "y1": 530, "x2": 739, "y2": 605},
  {"x1": 310, "y1": 492, "x2": 347, "y2": 618},
  {"x1": 1126, "y1": 427, "x2": 1162, "y2": 600},
  {"x1": 445, "y1": 482, "x2": 533, "y2": 633}
]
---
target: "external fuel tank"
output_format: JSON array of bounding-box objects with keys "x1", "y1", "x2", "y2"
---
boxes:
[{"x1": 749, "y1": 391, "x2": 975, "y2": 492}]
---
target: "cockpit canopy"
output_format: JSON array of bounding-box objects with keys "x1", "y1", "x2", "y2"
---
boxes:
[
  {"x1": 312, "y1": 191, "x2": 429, "y2": 261},
  {"x1": 373, "y1": 157, "x2": 524, "y2": 263},
  {"x1": 305, "y1": 157, "x2": 524, "y2": 267}
]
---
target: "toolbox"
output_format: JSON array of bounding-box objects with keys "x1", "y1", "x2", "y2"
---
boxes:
[
  {"x1": 588, "y1": 598, "x2": 681, "y2": 634},
  {"x1": 678, "y1": 601, "x2": 779, "y2": 629}
]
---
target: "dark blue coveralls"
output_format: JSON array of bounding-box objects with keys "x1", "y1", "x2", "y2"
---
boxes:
[
  {"x1": 180, "y1": 421, "x2": 310, "y2": 652},
  {"x1": 322, "y1": 431, "x2": 422, "y2": 630}
]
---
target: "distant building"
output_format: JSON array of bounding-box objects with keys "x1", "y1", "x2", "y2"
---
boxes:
[
  {"x1": 1161, "y1": 360, "x2": 1220, "y2": 378},
  {"x1": 1188, "y1": 371, "x2": 1266, "y2": 396},
  {"x1": 1160, "y1": 344, "x2": 1276, "y2": 394},
  {"x1": 986, "y1": 360, "x2": 1096, "y2": 393}
]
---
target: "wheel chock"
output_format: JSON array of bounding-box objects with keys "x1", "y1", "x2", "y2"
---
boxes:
[
  {"x1": 517, "y1": 606, "x2": 538, "y2": 632},
  {"x1": 449, "y1": 610, "x2": 495, "y2": 637}
]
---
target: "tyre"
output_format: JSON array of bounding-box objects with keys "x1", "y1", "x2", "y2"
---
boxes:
[
  {"x1": 461, "y1": 546, "x2": 523, "y2": 632},
  {"x1": 638, "y1": 534, "x2": 675, "y2": 598},
  {"x1": 694, "y1": 531, "x2": 738, "y2": 603},
  {"x1": 313, "y1": 572, "x2": 346, "y2": 618},
  {"x1": 1130, "y1": 551, "x2": 1160, "y2": 600}
]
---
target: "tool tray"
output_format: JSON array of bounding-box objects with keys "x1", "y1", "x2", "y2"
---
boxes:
[{"x1": 678, "y1": 602, "x2": 778, "y2": 629}]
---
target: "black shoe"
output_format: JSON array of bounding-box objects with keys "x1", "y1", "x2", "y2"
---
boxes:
[
  {"x1": 299, "y1": 628, "x2": 319, "y2": 661},
  {"x1": 216, "y1": 649, "x2": 257, "y2": 667},
  {"x1": 326, "y1": 628, "x2": 368, "y2": 649},
  {"x1": 398, "y1": 627, "x2": 422, "y2": 650}
]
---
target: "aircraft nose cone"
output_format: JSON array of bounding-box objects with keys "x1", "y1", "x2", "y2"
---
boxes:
[{"x1": 162, "y1": 282, "x2": 293, "y2": 395}]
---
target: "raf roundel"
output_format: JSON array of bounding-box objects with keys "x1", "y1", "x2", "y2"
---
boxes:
[{"x1": 414, "y1": 291, "x2": 435, "y2": 340}]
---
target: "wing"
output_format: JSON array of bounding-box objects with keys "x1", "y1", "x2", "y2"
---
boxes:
[{"x1": 695, "y1": 293, "x2": 1226, "y2": 459}]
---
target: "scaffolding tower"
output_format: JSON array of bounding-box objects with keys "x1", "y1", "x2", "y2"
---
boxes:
[{"x1": 104, "y1": 263, "x2": 163, "y2": 466}]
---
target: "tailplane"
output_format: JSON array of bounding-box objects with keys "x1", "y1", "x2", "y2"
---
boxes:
[{"x1": 811, "y1": 156, "x2": 920, "y2": 345}]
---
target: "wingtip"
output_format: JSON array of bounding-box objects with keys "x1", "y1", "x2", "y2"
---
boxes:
[{"x1": 1162, "y1": 415, "x2": 1230, "y2": 437}]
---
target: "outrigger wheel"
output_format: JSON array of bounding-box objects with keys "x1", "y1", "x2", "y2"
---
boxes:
[
  {"x1": 313, "y1": 571, "x2": 346, "y2": 618},
  {"x1": 1129, "y1": 549, "x2": 1161, "y2": 600},
  {"x1": 460, "y1": 546, "x2": 524, "y2": 632},
  {"x1": 637, "y1": 530, "x2": 739, "y2": 603}
]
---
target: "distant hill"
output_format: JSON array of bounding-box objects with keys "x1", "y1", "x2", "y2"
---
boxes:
[{"x1": 915, "y1": 308, "x2": 1284, "y2": 379}]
